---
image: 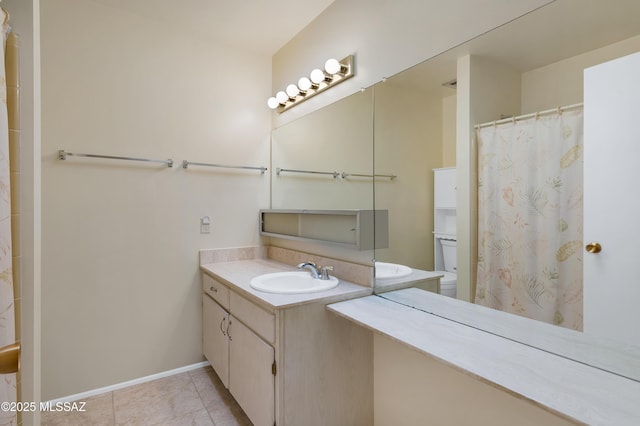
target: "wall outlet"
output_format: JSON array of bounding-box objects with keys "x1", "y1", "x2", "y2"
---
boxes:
[{"x1": 200, "y1": 216, "x2": 211, "y2": 234}]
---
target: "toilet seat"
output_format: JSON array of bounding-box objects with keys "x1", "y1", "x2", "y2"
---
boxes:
[
  {"x1": 435, "y1": 271, "x2": 457, "y2": 298},
  {"x1": 435, "y1": 271, "x2": 456, "y2": 285}
]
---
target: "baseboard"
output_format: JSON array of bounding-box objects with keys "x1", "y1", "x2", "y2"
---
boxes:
[{"x1": 45, "y1": 361, "x2": 210, "y2": 405}]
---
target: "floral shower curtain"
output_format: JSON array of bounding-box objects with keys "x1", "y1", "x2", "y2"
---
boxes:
[
  {"x1": 475, "y1": 108, "x2": 584, "y2": 331},
  {"x1": 0, "y1": 5, "x2": 16, "y2": 424}
]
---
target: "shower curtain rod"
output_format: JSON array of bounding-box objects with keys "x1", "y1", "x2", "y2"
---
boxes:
[{"x1": 475, "y1": 102, "x2": 583, "y2": 129}]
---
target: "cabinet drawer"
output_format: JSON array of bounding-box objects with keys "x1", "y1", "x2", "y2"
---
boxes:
[
  {"x1": 230, "y1": 292, "x2": 275, "y2": 345},
  {"x1": 202, "y1": 273, "x2": 230, "y2": 310}
]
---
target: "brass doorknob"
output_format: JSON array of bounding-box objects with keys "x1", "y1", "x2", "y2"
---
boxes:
[{"x1": 585, "y1": 242, "x2": 602, "y2": 253}]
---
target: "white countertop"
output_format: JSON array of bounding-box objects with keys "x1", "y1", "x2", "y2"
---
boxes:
[
  {"x1": 374, "y1": 268, "x2": 442, "y2": 293},
  {"x1": 327, "y1": 291, "x2": 640, "y2": 425},
  {"x1": 381, "y1": 288, "x2": 640, "y2": 380},
  {"x1": 201, "y1": 259, "x2": 372, "y2": 311}
]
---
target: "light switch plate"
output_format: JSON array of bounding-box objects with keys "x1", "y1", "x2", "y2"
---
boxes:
[{"x1": 200, "y1": 216, "x2": 211, "y2": 234}]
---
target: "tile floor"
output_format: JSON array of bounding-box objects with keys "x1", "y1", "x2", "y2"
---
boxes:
[{"x1": 41, "y1": 366, "x2": 252, "y2": 426}]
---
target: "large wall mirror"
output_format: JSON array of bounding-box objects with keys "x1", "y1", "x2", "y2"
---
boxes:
[
  {"x1": 269, "y1": 87, "x2": 376, "y2": 263},
  {"x1": 270, "y1": 0, "x2": 640, "y2": 382},
  {"x1": 373, "y1": 0, "x2": 640, "y2": 381},
  {"x1": 271, "y1": 87, "x2": 373, "y2": 211}
]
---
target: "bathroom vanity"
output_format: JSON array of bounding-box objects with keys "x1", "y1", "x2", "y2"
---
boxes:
[
  {"x1": 201, "y1": 257, "x2": 373, "y2": 426},
  {"x1": 198, "y1": 238, "x2": 640, "y2": 426}
]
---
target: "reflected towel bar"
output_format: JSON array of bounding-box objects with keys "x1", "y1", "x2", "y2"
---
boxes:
[
  {"x1": 58, "y1": 150, "x2": 174, "y2": 167},
  {"x1": 277, "y1": 168, "x2": 339, "y2": 178},
  {"x1": 182, "y1": 160, "x2": 267, "y2": 173},
  {"x1": 341, "y1": 172, "x2": 397, "y2": 180}
]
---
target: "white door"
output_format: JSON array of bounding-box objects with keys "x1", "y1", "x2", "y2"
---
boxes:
[{"x1": 583, "y1": 51, "x2": 640, "y2": 344}]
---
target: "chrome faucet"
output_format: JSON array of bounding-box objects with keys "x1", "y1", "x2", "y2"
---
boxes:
[
  {"x1": 320, "y1": 265, "x2": 334, "y2": 280},
  {"x1": 297, "y1": 262, "x2": 334, "y2": 280},
  {"x1": 297, "y1": 262, "x2": 320, "y2": 278}
]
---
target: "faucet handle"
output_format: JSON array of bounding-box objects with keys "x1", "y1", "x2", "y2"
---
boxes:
[{"x1": 320, "y1": 265, "x2": 334, "y2": 280}]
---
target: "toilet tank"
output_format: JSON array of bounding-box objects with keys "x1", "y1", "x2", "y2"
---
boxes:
[{"x1": 440, "y1": 239, "x2": 457, "y2": 273}]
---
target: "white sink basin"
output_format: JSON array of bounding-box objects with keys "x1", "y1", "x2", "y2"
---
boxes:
[
  {"x1": 250, "y1": 271, "x2": 339, "y2": 294},
  {"x1": 375, "y1": 262, "x2": 412, "y2": 279}
]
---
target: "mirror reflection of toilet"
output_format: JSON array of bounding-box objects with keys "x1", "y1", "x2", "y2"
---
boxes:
[{"x1": 435, "y1": 238, "x2": 457, "y2": 298}]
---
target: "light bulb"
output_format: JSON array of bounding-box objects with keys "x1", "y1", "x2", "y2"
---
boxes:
[
  {"x1": 275, "y1": 91, "x2": 288, "y2": 104},
  {"x1": 298, "y1": 77, "x2": 312, "y2": 92},
  {"x1": 286, "y1": 84, "x2": 300, "y2": 98},
  {"x1": 267, "y1": 97, "x2": 279, "y2": 109},
  {"x1": 310, "y1": 68, "x2": 327, "y2": 84},
  {"x1": 324, "y1": 58, "x2": 342, "y2": 75}
]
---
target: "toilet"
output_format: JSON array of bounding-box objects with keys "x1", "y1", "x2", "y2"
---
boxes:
[{"x1": 436, "y1": 239, "x2": 457, "y2": 298}]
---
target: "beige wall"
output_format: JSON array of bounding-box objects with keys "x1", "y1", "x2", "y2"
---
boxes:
[
  {"x1": 374, "y1": 83, "x2": 443, "y2": 270},
  {"x1": 521, "y1": 34, "x2": 640, "y2": 113},
  {"x1": 442, "y1": 94, "x2": 457, "y2": 167},
  {"x1": 40, "y1": 0, "x2": 271, "y2": 399},
  {"x1": 373, "y1": 334, "x2": 574, "y2": 426},
  {"x1": 522, "y1": 36, "x2": 640, "y2": 114}
]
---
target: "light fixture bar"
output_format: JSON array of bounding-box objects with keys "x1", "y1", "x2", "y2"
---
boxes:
[{"x1": 270, "y1": 54, "x2": 355, "y2": 113}]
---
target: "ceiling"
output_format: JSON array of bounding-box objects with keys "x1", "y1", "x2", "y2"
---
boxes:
[
  {"x1": 388, "y1": 0, "x2": 640, "y2": 96},
  {"x1": 87, "y1": 0, "x2": 640, "y2": 88},
  {"x1": 88, "y1": 0, "x2": 335, "y2": 55}
]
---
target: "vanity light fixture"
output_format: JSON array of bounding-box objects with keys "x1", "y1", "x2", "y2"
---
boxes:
[
  {"x1": 267, "y1": 96, "x2": 279, "y2": 109},
  {"x1": 267, "y1": 54, "x2": 355, "y2": 113},
  {"x1": 324, "y1": 58, "x2": 346, "y2": 75},
  {"x1": 286, "y1": 84, "x2": 300, "y2": 98},
  {"x1": 297, "y1": 76, "x2": 314, "y2": 92},
  {"x1": 310, "y1": 68, "x2": 329, "y2": 84},
  {"x1": 275, "y1": 90, "x2": 289, "y2": 104}
]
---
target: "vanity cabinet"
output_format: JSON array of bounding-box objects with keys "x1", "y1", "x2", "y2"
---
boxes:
[
  {"x1": 202, "y1": 274, "x2": 275, "y2": 426},
  {"x1": 228, "y1": 317, "x2": 275, "y2": 425},
  {"x1": 202, "y1": 293, "x2": 229, "y2": 387},
  {"x1": 202, "y1": 269, "x2": 373, "y2": 426}
]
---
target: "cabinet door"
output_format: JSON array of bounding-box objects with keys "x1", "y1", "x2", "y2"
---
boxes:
[
  {"x1": 203, "y1": 294, "x2": 229, "y2": 388},
  {"x1": 228, "y1": 316, "x2": 275, "y2": 426},
  {"x1": 434, "y1": 168, "x2": 456, "y2": 208}
]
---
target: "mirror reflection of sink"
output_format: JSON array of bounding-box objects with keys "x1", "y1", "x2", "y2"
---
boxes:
[
  {"x1": 250, "y1": 271, "x2": 339, "y2": 294},
  {"x1": 375, "y1": 262, "x2": 412, "y2": 279}
]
